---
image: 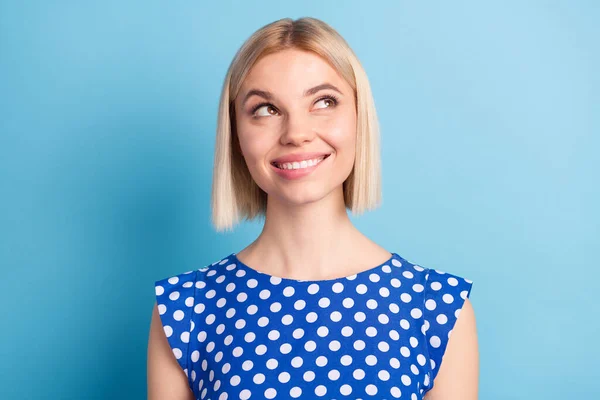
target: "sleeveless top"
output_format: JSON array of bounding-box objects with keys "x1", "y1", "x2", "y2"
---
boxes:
[{"x1": 154, "y1": 252, "x2": 474, "y2": 399}]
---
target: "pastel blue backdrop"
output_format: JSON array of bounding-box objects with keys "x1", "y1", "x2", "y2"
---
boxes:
[{"x1": 1, "y1": 1, "x2": 598, "y2": 399}]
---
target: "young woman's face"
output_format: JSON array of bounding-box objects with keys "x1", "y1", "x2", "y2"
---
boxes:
[{"x1": 234, "y1": 48, "x2": 357, "y2": 207}]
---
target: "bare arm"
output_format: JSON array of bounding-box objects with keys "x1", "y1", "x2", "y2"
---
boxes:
[
  {"x1": 424, "y1": 298, "x2": 479, "y2": 399},
  {"x1": 147, "y1": 302, "x2": 195, "y2": 400}
]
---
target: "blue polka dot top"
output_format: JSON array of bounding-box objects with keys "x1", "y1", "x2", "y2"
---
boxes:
[{"x1": 154, "y1": 252, "x2": 474, "y2": 399}]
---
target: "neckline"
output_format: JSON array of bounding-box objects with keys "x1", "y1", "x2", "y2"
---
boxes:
[{"x1": 228, "y1": 251, "x2": 398, "y2": 284}]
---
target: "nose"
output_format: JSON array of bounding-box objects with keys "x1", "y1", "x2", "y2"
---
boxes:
[{"x1": 280, "y1": 112, "x2": 315, "y2": 146}]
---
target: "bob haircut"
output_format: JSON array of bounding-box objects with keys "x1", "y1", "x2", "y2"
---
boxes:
[{"x1": 211, "y1": 17, "x2": 382, "y2": 232}]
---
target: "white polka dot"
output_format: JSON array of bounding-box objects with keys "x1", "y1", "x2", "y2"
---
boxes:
[
  {"x1": 430, "y1": 335, "x2": 441, "y2": 348},
  {"x1": 305, "y1": 340, "x2": 317, "y2": 352},
  {"x1": 255, "y1": 344, "x2": 267, "y2": 355},
  {"x1": 315, "y1": 355, "x2": 328, "y2": 366},
  {"x1": 279, "y1": 372, "x2": 290, "y2": 383},
  {"x1": 168, "y1": 276, "x2": 179, "y2": 285},
  {"x1": 291, "y1": 356, "x2": 303, "y2": 368},
  {"x1": 369, "y1": 273, "x2": 380, "y2": 282},
  {"x1": 169, "y1": 291, "x2": 180, "y2": 301},
  {"x1": 356, "y1": 284, "x2": 368, "y2": 294},
  {"x1": 330, "y1": 311, "x2": 342, "y2": 322},
  {"x1": 264, "y1": 388, "x2": 276, "y2": 399},
  {"x1": 366, "y1": 383, "x2": 378, "y2": 395},
  {"x1": 280, "y1": 343, "x2": 292, "y2": 354},
  {"x1": 341, "y1": 326, "x2": 353, "y2": 337},
  {"x1": 163, "y1": 325, "x2": 173, "y2": 337},
  {"x1": 328, "y1": 369, "x2": 340, "y2": 380},
  {"x1": 400, "y1": 346, "x2": 410, "y2": 357},
  {"x1": 268, "y1": 330, "x2": 280, "y2": 340},
  {"x1": 306, "y1": 312, "x2": 318, "y2": 323},
  {"x1": 259, "y1": 289, "x2": 270, "y2": 299},
  {"x1": 378, "y1": 341, "x2": 390, "y2": 352},
  {"x1": 314, "y1": 385, "x2": 327, "y2": 396},
  {"x1": 173, "y1": 310, "x2": 185, "y2": 321},
  {"x1": 317, "y1": 326, "x2": 329, "y2": 337},
  {"x1": 292, "y1": 328, "x2": 304, "y2": 339},
  {"x1": 448, "y1": 277, "x2": 459, "y2": 286},
  {"x1": 443, "y1": 293, "x2": 455, "y2": 303},
  {"x1": 332, "y1": 282, "x2": 344, "y2": 293},
  {"x1": 307, "y1": 283, "x2": 320, "y2": 294},
  {"x1": 283, "y1": 286, "x2": 295, "y2": 297},
  {"x1": 365, "y1": 355, "x2": 377, "y2": 366},
  {"x1": 318, "y1": 297, "x2": 330, "y2": 307},
  {"x1": 239, "y1": 389, "x2": 251, "y2": 399},
  {"x1": 289, "y1": 386, "x2": 302, "y2": 397},
  {"x1": 303, "y1": 370, "x2": 315, "y2": 382},
  {"x1": 242, "y1": 360, "x2": 253, "y2": 371},
  {"x1": 340, "y1": 384, "x2": 352, "y2": 395},
  {"x1": 247, "y1": 305, "x2": 258, "y2": 315},
  {"x1": 270, "y1": 276, "x2": 281, "y2": 285},
  {"x1": 354, "y1": 340, "x2": 365, "y2": 351},
  {"x1": 270, "y1": 302, "x2": 282, "y2": 312},
  {"x1": 181, "y1": 331, "x2": 189, "y2": 343},
  {"x1": 354, "y1": 311, "x2": 366, "y2": 322},
  {"x1": 246, "y1": 278, "x2": 258, "y2": 288},
  {"x1": 391, "y1": 259, "x2": 402, "y2": 267},
  {"x1": 437, "y1": 314, "x2": 448, "y2": 324},
  {"x1": 401, "y1": 374, "x2": 412, "y2": 386},
  {"x1": 342, "y1": 298, "x2": 354, "y2": 308},
  {"x1": 341, "y1": 355, "x2": 353, "y2": 366},
  {"x1": 410, "y1": 336, "x2": 419, "y2": 347},
  {"x1": 266, "y1": 358, "x2": 278, "y2": 369},
  {"x1": 294, "y1": 300, "x2": 305, "y2": 310},
  {"x1": 172, "y1": 348, "x2": 182, "y2": 359},
  {"x1": 155, "y1": 285, "x2": 164, "y2": 296},
  {"x1": 353, "y1": 368, "x2": 365, "y2": 379}
]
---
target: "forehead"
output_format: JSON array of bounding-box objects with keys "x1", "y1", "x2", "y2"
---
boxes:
[{"x1": 240, "y1": 49, "x2": 348, "y2": 95}]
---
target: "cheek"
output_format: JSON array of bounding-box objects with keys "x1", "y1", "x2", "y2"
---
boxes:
[
  {"x1": 236, "y1": 122, "x2": 273, "y2": 165},
  {"x1": 323, "y1": 115, "x2": 357, "y2": 152}
]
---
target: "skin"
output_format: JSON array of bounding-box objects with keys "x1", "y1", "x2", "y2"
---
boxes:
[
  {"x1": 233, "y1": 48, "x2": 392, "y2": 281},
  {"x1": 146, "y1": 48, "x2": 479, "y2": 399}
]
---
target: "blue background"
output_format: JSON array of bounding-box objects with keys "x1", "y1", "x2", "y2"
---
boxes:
[{"x1": 1, "y1": 1, "x2": 598, "y2": 398}]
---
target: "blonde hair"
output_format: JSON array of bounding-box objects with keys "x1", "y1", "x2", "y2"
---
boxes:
[{"x1": 211, "y1": 17, "x2": 382, "y2": 232}]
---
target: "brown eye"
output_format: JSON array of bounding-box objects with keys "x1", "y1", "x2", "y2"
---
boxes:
[
  {"x1": 314, "y1": 95, "x2": 339, "y2": 110},
  {"x1": 255, "y1": 104, "x2": 279, "y2": 117}
]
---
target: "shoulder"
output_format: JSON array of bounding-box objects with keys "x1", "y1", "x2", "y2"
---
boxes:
[
  {"x1": 415, "y1": 261, "x2": 476, "y2": 396},
  {"x1": 152, "y1": 253, "x2": 233, "y2": 373}
]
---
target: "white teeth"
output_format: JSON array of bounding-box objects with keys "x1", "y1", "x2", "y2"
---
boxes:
[{"x1": 275, "y1": 156, "x2": 327, "y2": 170}]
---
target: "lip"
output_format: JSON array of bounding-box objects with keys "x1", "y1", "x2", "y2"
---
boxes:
[
  {"x1": 270, "y1": 152, "x2": 332, "y2": 164},
  {"x1": 270, "y1": 153, "x2": 331, "y2": 180}
]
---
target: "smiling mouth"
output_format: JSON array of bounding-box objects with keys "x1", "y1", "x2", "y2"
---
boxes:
[{"x1": 271, "y1": 154, "x2": 331, "y2": 170}]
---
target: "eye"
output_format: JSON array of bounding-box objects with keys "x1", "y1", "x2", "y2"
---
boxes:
[
  {"x1": 314, "y1": 95, "x2": 339, "y2": 110},
  {"x1": 253, "y1": 103, "x2": 279, "y2": 117}
]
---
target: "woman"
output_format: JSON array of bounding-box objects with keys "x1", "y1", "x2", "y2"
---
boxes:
[{"x1": 148, "y1": 17, "x2": 478, "y2": 400}]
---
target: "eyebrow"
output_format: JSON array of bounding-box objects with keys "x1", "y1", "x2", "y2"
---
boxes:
[{"x1": 241, "y1": 83, "x2": 343, "y2": 108}]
